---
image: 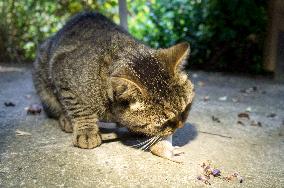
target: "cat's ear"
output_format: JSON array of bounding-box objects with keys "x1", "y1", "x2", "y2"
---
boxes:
[
  {"x1": 111, "y1": 72, "x2": 146, "y2": 97},
  {"x1": 157, "y1": 42, "x2": 190, "y2": 74}
]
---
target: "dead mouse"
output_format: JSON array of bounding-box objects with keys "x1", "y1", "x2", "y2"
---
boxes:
[
  {"x1": 99, "y1": 122, "x2": 185, "y2": 163},
  {"x1": 149, "y1": 135, "x2": 185, "y2": 163}
]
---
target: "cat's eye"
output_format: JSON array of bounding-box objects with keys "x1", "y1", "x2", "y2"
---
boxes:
[
  {"x1": 163, "y1": 118, "x2": 178, "y2": 129},
  {"x1": 120, "y1": 100, "x2": 130, "y2": 107}
]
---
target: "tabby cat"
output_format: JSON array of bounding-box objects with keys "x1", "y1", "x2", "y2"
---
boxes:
[{"x1": 33, "y1": 12, "x2": 194, "y2": 149}]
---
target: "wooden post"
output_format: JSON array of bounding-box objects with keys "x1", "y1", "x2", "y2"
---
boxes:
[
  {"x1": 263, "y1": 0, "x2": 284, "y2": 80},
  {"x1": 119, "y1": 0, "x2": 128, "y2": 31},
  {"x1": 263, "y1": 0, "x2": 278, "y2": 72}
]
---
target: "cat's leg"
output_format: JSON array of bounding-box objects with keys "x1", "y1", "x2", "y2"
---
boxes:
[
  {"x1": 33, "y1": 74, "x2": 72, "y2": 133},
  {"x1": 72, "y1": 116, "x2": 102, "y2": 149},
  {"x1": 33, "y1": 38, "x2": 62, "y2": 119},
  {"x1": 33, "y1": 59, "x2": 73, "y2": 133},
  {"x1": 36, "y1": 84, "x2": 62, "y2": 119},
  {"x1": 59, "y1": 114, "x2": 73, "y2": 133},
  {"x1": 56, "y1": 89, "x2": 102, "y2": 149},
  {"x1": 33, "y1": 73, "x2": 63, "y2": 119}
]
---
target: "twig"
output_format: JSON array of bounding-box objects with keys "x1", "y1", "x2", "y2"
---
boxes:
[
  {"x1": 199, "y1": 131, "x2": 232, "y2": 139},
  {"x1": 15, "y1": 129, "x2": 32, "y2": 136}
]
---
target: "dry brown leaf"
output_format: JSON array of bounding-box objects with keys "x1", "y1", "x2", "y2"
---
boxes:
[
  {"x1": 25, "y1": 104, "x2": 42, "y2": 115},
  {"x1": 238, "y1": 112, "x2": 250, "y2": 119},
  {"x1": 4, "y1": 101, "x2": 15, "y2": 107},
  {"x1": 212, "y1": 116, "x2": 221, "y2": 123},
  {"x1": 237, "y1": 120, "x2": 245, "y2": 126}
]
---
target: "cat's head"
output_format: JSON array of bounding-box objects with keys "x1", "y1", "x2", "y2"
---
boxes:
[{"x1": 111, "y1": 42, "x2": 194, "y2": 137}]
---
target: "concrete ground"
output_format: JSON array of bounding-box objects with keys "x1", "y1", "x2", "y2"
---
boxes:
[{"x1": 0, "y1": 64, "x2": 283, "y2": 188}]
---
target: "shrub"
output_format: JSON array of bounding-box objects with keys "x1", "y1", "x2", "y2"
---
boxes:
[
  {"x1": 128, "y1": 0, "x2": 268, "y2": 73},
  {"x1": 0, "y1": 0, "x2": 268, "y2": 73}
]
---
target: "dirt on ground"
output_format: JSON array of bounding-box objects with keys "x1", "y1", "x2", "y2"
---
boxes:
[{"x1": 0, "y1": 64, "x2": 283, "y2": 187}]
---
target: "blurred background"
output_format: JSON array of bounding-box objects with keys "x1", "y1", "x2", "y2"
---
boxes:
[{"x1": 0, "y1": 0, "x2": 283, "y2": 76}]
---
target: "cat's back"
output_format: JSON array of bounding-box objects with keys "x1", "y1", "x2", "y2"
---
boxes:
[{"x1": 51, "y1": 12, "x2": 128, "y2": 50}]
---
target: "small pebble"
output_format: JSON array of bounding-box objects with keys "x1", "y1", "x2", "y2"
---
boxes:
[
  {"x1": 232, "y1": 98, "x2": 239, "y2": 103},
  {"x1": 218, "y1": 96, "x2": 227, "y2": 101},
  {"x1": 25, "y1": 95, "x2": 32, "y2": 99},
  {"x1": 245, "y1": 107, "x2": 252, "y2": 112},
  {"x1": 250, "y1": 120, "x2": 262, "y2": 127},
  {"x1": 197, "y1": 81, "x2": 205, "y2": 87},
  {"x1": 192, "y1": 73, "x2": 198, "y2": 78},
  {"x1": 203, "y1": 96, "x2": 210, "y2": 101}
]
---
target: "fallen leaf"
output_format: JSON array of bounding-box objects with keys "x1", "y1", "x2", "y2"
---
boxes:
[
  {"x1": 229, "y1": 172, "x2": 244, "y2": 183},
  {"x1": 25, "y1": 104, "x2": 42, "y2": 115},
  {"x1": 197, "y1": 175, "x2": 211, "y2": 185},
  {"x1": 4, "y1": 101, "x2": 15, "y2": 107},
  {"x1": 267, "y1": 113, "x2": 277, "y2": 118},
  {"x1": 237, "y1": 120, "x2": 245, "y2": 126},
  {"x1": 15, "y1": 129, "x2": 32, "y2": 136},
  {"x1": 212, "y1": 116, "x2": 221, "y2": 123},
  {"x1": 212, "y1": 169, "x2": 221, "y2": 177},
  {"x1": 200, "y1": 161, "x2": 244, "y2": 184},
  {"x1": 224, "y1": 174, "x2": 235, "y2": 181},
  {"x1": 238, "y1": 112, "x2": 250, "y2": 119}
]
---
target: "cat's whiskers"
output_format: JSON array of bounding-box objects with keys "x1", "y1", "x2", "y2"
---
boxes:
[
  {"x1": 131, "y1": 136, "x2": 155, "y2": 148},
  {"x1": 142, "y1": 137, "x2": 161, "y2": 151},
  {"x1": 139, "y1": 136, "x2": 157, "y2": 151},
  {"x1": 140, "y1": 135, "x2": 161, "y2": 151}
]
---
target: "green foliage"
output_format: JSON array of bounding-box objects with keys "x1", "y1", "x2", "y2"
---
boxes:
[
  {"x1": 128, "y1": 0, "x2": 268, "y2": 73},
  {"x1": 0, "y1": 0, "x2": 119, "y2": 61},
  {"x1": 0, "y1": 0, "x2": 268, "y2": 73}
]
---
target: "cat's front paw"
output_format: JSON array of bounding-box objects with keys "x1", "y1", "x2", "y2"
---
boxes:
[{"x1": 73, "y1": 129, "x2": 102, "y2": 149}]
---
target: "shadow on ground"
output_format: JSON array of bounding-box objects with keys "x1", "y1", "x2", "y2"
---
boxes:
[
  {"x1": 173, "y1": 123, "x2": 198, "y2": 146},
  {"x1": 102, "y1": 123, "x2": 198, "y2": 149}
]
